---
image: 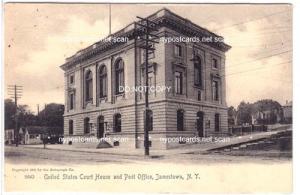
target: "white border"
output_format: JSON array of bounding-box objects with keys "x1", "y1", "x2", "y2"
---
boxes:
[{"x1": 1, "y1": 1, "x2": 299, "y2": 195}]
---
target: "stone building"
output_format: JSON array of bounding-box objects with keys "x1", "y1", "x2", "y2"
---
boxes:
[
  {"x1": 282, "y1": 100, "x2": 292, "y2": 124},
  {"x1": 60, "y1": 8, "x2": 231, "y2": 149}
]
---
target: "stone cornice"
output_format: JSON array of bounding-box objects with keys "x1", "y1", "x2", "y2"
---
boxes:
[{"x1": 60, "y1": 8, "x2": 231, "y2": 71}]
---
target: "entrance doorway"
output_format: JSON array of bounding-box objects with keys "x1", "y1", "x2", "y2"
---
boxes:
[
  {"x1": 97, "y1": 115, "x2": 105, "y2": 138},
  {"x1": 196, "y1": 112, "x2": 204, "y2": 137}
]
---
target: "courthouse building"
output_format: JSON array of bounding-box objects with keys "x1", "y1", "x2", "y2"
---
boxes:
[{"x1": 60, "y1": 8, "x2": 231, "y2": 149}]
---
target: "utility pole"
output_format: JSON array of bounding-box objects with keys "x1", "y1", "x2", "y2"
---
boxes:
[
  {"x1": 135, "y1": 16, "x2": 159, "y2": 156},
  {"x1": 7, "y1": 85, "x2": 23, "y2": 147},
  {"x1": 37, "y1": 104, "x2": 40, "y2": 115}
]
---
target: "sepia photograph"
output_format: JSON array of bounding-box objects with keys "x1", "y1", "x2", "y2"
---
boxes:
[{"x1": 2, "y1": 2, "x2": 294, "y2": 193}]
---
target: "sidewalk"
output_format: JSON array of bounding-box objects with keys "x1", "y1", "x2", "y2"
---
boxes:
[{"x1": 20, "y1": 128, "x2": 290, "y2": 157}]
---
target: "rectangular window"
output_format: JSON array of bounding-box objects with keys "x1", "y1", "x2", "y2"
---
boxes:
[
  {"x1": 194, "y1": 56, "x2": 202, "y2": 87},
  {"x1": 100, "y1": 77, "x2": 107, "y2": 97},
  {"x1": 212, "y1": 80, "x2": 219, "y2": 101},
  {"x1": 69, "y1": 120, "x2": 73, "y2": 135},
  {"x1": 84, "y1": 118, "x2": 90, "y2": 134},
  {"x1": 114, "y1": 114, "x2": 122, "y2": 132},
  {"x1": 69, "y1": 93, "x2": 74, "y2": 110},
  {"x1": 175, "y1": 71, "x2": 183, "y2": 94},
  {"x1": 198, "y1": 91, "x2": 202, "y2": 101},
  {"x1": 86, "y1": 79, "x2": 93, "y2": 101},
  {"x1": 145, "y1": 110, "x2": 153, "y2": 132},
  {"x1": 195, "y1": 67, "x2": 200, "y2": 85},
  {"x1": 194, "y1": 64, "x2": 202, "y2": 87},
  {"x1": 174, "y1": 44, "x2": 183, "y2": 57},
  {"x1": 215, "y1": 113, "x2": 220, "y2": 132},
  {"x1": 70, "y1": 75, "x2": 74, "y2": 84},
  {"x1": 212, "y1": 58, "x2": 218, "y2": 69},
  {"x1": 177, "y1": 110, "x2": 184, "y2": 131},
  {"x1": 116, "y1": 71, "x2": 124, "y2": 94}
]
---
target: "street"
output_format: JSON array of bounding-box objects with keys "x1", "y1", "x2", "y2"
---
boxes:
[{"x1": 5, "y1": 145, "x2": 290, "y2": 165}]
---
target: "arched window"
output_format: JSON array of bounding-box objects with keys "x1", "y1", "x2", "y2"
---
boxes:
[
  {"x1": 115, "y1": 59, "x2": 124, "y2": 95},
  {"x1": 113, "y1": 113, "x2": 122, "y2": 132},
  {"x1": 194, "y1": 56, "x2": 202, "y2": 87},
  {"x1": 99, "y1": 65, "x2": 107, "y2": 98},
  {"x1": 69, "y1": 120, "x2": 73, "y2": 135},
  {"x1": 177, "y1": 109, "x2": 184, "y2": 131},
  {"x1": 85, "y1": 70, "x2": 93, "y2": 101},
  {"x1": 84, "y1": 117, "x2": 90, "y2": 134}
]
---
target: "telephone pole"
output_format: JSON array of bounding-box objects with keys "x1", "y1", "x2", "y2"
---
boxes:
[
  {"x1": 135, "y1": 16, "x2": 159, "y2": 156},
  {"x1": 7, "y1": 85, "x2": 23, "y2": 147},
  {"x1": 37, "y1": 104, "x2": 40, "y2": 115}
]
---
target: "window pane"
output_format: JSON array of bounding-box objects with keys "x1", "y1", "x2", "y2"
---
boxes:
[
  {"x1": 195, "y1": 67, "x2": 199, "y2": 85},
  {"x1": 85, "y1": 71, "x2": 93, "y2": 101},
  {"x1": 103, "y1": 76, "x2": 107, "y2": 96},
  {"x1": 88, "y1": 80, "x2": 93, "y2": 99},
  {"x1": 145, "y1": 110, "x2": 153, "y2": 131},
  {"x1": 70, "y1": 75, "x2": 74, "y2": 84},
  {"x1": 175, "y1": 71, "x2": 183, "y2": 94},
  {"x1": 115, "y1": 60, "x2": 124, "y2": 94},
  {"x1": 194, "y1": 57, "x2": 202, "y2": 86},
  {"x1": 177, "y1": 110, "x2": 184, "y2": 131},
  {"x1": 84, "y1": 118, "x2": 90, "y2": 134},
  {"x1": 213, "y1": 59, "x2": 218, "y2": 69},
  {"x1": 70, "y1": 93, "x2": 74, "y2": 110},
  {"x1": 100, "y1": 74, "x2": 107, "y2": 98},
  {"x1": 69, "y1": 120, "x2": 73, "y2": 135},
  {"x1": 114, "y1": 114, "x2": 121, "y2": 132},
  {"x1": 215, "y1": 113, "x2": 220, "y2": 132},
  {"x1": 175, "y1": 45, "x2": 182, "y2": 57},
  {"x1": 212, "y1": 81, "x2": 219, "y2": 101}
]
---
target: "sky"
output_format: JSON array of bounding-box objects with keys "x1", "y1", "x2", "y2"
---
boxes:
[{"x1": 4, "y1": 3, "x2": 292, "y2": 113}]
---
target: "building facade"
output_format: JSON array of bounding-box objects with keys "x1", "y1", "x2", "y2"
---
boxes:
[
  {"x1": 60, "y1": 8, "x2": 231, "y2": 149},
  {"x1": 282, "y1": 100, "x2": 292, "y2": 124}
]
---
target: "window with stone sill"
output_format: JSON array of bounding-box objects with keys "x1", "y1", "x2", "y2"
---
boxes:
[
  {"x1": 212, "y1": 58, "x2": 219, "y2": 69},
  {"x1": 69, "y1": 93, "x2": 75, "y2": 110},
  {"x1": 84, "y1": 117, "x2": 90, "y2": 134},
  {"x1": 144, "y1": 109, "x2": 153, "y2": 132},
  {"x1": 115, "y1": 59, "x2": 125, "y2": 95},
  {"x1": 194, "y1": 56, "x2": 203, "y2": 87},
  {"x1": 85, "y1": 70, "x2": 93, "y2": 102},
  {"x1": 98, "y1": 65, "x2": 107, "y2": 98},
  {"x1": 174, "y1": 44, "x2": 183, "y2": 58},
  {"x1": 177, "y1": 109, "x2": 185, "y2": 131},
  {"x1": 113, "y1": 113, "x2": 122, "y2": 133},
  {"x1": 212, "y1": 80, "x2": 219, "y2": 101},
  {"x1": 175, "y1": 71, "x2": 183, "y2": 95},
  {"x1": 197, "y1": 91, "x2": 202, "y2": 101},
  {"x1": 69, "y1": 75, "x2": 74, "y2": 84},
  {"x1": 215, "y1": 113, "x2": 220, "y2": 132},
  {"x1": 69, "y1": 120, "x2": 73, "y2": 135}
]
